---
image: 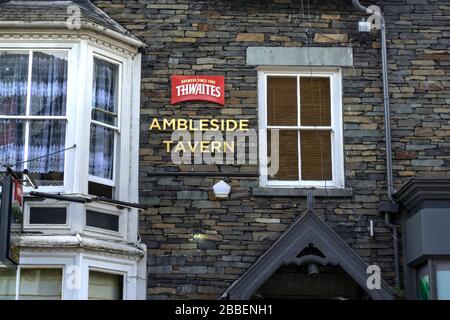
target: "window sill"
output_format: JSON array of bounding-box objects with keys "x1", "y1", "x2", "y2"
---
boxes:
[{"x1": 252, "y1": 187, "x2": 353, "y2": 198}]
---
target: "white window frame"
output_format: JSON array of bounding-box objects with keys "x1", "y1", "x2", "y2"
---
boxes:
[
  {"x1": 23, "y1": 200, "x2": 70, "y2": 230},
  {"x1": 81, "y1": 254, "x2": 137, "y2": 300},
  {"x1": 258, "y1": 67, "x2": 345, "y2": 189},
  {"x1": 87, "y1": 267, "x2": 125, "y2": 300},
  {"x1": 0, "y1": 45, "x2": 76, "y2": 193},
  {"x1": 86, "y1": 48, "x2": 124, "y2": 190},
  {"x1": 15, "y1": 251, "x2": 143, "y2": 300},
  {"x1": 83, "y1": 202, "x2": 127, "y2": 241},
  {"x1": 13, "y1": 265, "x2": 65, "y2": 300}
]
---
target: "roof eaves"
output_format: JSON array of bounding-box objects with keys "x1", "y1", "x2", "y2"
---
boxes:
[{"x1": 0, "y1": 0, "x2": 144, "y2": 48}]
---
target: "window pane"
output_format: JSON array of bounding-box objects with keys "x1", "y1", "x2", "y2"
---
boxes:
[
  {"x1": 0, "y1": 119, "x2": 25, "y2": 170},
  {"x1": 437, "y1": 261, "x2": 450, "y2": 300},
  {"x1": 300, "y1": 77, "x2": 331, "y2": 126},
  {"x1": 89, "y1": 124, "x2": 114, "y2": 180},
  {"x1": 30, "y1": 51, "x2": 68, "y2": 116},
  {"x1": 268, "y1": 129, "x2": 299, "y2": 181},
  {"x1": 86, "y1": 210, "x2": 119, "y2": 232},
  {"x1": 300, "y1": 130, "x2": 332, "y2": 181},
  {"x1": 28, "y1": 120, "x2": 66, "y2": 186},
  {"x1": 92, "y1": 58, "x2": 118, "y2": 126},
  {"x1": 19, "y1": 269, "x2": 62, "y2": 300},
  {"x1": 88, "y1": 271, "x2": 123, "y2": 300},
  {"x1": 0, "y1": 51, "x2": 29, "y2": 116},
  {"x1": 88, "y1": 181, "x2": 114, "y2": 199},
  {"x1": 29, "y1": 207, "x2": 67, "y2": 225},
  {"x1": 267, "y1": 76, "x2": 297, "y2": 126},
  {"x1": 0, "y1": 268, "x2": 16, "y2": 300}
]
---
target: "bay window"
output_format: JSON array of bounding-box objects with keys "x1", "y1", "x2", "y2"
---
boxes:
[
  {"x1": 258, "y1": 69, "x2": 344, "y2": 188},
  {"x1": 0, "y1": 0, "x2": 143, "y2": 299},
  {"x1": 1, "y1": 254, "x2": 142, "y2": 300},
  {"x1": 0, "y1": 45, "x2": 128, "y2": 198},
  {"x1": 1, "y1": 266, "x2": 125, "y2": 300},
  {"x1": 0, "y1": 50, "x2": 68, "y2": 186},
  {"x1": 0, "y1": 43, "x2": 136, "y2": 245}
]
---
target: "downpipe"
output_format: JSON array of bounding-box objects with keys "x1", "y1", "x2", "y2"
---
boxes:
[
  {"x1": 385, "y1": 212, "x2": 401, "y2": 289},
  {"x1": 352, "y1": 0, "x2": 400, "y2": 290}
]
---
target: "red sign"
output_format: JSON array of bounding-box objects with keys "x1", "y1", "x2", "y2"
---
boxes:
[
  {"x1": 12, "y1": 178, "x2": 23, "y2": 207},
  {"x1": 171, "y1": 75, "x2": 225, "y2": 105}
]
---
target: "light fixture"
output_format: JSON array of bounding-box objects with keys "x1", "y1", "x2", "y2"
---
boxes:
[
  {"x1": 369, "y1": 220, "x2": 375, "y2": 237},
  {"x1": 358, "y1": 19, "x2": 372, "y2": 32},
  {"x1": 213, "y1": 180, "x2": 231, "y2": 199},
  {"x1": 308, "y1": 263, "x2": 319, "y2": 276},
  {"x1": 193, "y1": 234, "x2": 206, "y2": 240}
]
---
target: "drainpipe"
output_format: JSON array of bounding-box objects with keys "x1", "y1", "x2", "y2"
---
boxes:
[{"x1": 352, "y1": 0, "x2": 400, "y2": 289}]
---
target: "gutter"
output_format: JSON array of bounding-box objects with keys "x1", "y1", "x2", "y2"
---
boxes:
[{"x1": 352, "y1": 0, "x2": 401, "y2": 289}]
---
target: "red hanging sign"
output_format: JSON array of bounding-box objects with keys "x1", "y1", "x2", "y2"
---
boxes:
[
  {"x1": 12, "y1": 178, "x2": 23, "y2": 207},
  {"x1": 171, "y1": 75, "x2": 225, "y2": 105}
]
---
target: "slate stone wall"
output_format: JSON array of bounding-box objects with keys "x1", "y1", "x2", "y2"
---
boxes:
[{"x1": 93, "y1": 0, "x2": 450, "y2": 299}]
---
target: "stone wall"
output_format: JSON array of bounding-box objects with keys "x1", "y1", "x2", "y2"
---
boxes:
[{"x1": 93, "y1": 0, "x2": 450, "y2": 299}]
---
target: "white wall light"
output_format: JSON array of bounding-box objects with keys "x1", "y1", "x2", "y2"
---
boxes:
[
  {"x1": 358, "y1": 20, "x2": 372, "y2": 32},
  {"x1": 213, "y1": 180, "x2": 231, "y2": 199}
]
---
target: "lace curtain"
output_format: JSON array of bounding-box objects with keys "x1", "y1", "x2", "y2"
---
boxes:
[
  {"x1": 89, "y1": 124, "x2": 114, "y2": 180},
  {"x1": 0, "y1": 51, "x2": 67, "y2": 178},
  {"x1": 92, "y1": 58, "x2": 117, "y2": 126},
  {"x1": 30, "y1": 51, "x2": 67, "y2": 116},
  {"x1": 27, "y1": 120, "x2": 66, "y2": 174},
  {"x1": 89, "y1": 58, "x2": 118, "y2": 180},
  {"x1": 0, "y1": 52, "x2": 29, "y2": 115},
  {"x1": 0, "y1": 119, "x2": 25, "y2": 169}
]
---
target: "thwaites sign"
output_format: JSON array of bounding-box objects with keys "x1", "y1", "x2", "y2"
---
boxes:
[{"x1": 171, "y1": 75, "x2": 225, "y2": 105}]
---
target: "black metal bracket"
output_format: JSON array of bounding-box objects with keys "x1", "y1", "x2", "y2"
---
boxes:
[{"x1": 27, "y1": 191, "x2": 146, "y2": 210}]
